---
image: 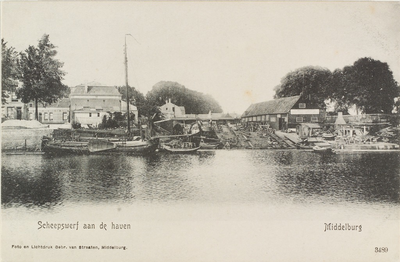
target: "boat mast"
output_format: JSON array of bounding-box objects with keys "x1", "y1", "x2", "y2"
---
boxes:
[{"x1": 124, "y1": 34, "x2": 131, "y2": 135}]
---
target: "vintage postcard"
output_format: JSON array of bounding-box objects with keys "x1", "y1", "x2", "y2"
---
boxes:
[{"x1": 1, "y1": 1, "x2": 399, "y2": 262}]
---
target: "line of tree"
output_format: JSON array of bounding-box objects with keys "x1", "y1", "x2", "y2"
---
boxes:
[
  {"x1": 117, "y1": 81, "x2": 223, "y2": 120},
  {"x1": 2, "y1": 39, "x2": 19, "y2": 104},
  {"x1": 2, "y1": 34, "x2": 69, "y2": 120},
  {"x1": 274, "y1": 57, "x2": 400, "y2": 114},
  {"x1": 146, "y1": 81, "x2": 222, "y2": 114}
]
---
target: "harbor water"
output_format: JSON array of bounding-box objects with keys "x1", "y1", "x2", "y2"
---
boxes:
[{"x1": 2, "y1": 150, "x2": 399, "y2": 262}]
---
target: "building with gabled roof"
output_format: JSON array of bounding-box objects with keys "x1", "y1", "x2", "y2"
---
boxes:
[
  {"x1": 70, "y1": 83, "x2": 138, "y2": 126},
  {"x1": 27, "y1": 97, "x2": 70, "y2": 124},
  {"x1": 241, "y1": 95, "x2": 325, "y2": 131}
]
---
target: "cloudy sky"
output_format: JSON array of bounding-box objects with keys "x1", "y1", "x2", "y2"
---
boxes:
[{"x1": 2, "y1": 1, "x2": 399, "y2": 114}]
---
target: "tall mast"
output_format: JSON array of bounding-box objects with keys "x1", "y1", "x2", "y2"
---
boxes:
[{"x1": 124, "y1": 34, "x2": 131, "y2": 134}]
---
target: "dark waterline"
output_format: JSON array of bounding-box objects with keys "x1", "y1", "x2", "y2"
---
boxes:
[{"x1": 2, "y1": 150, "x2": 400, "y2": 211}]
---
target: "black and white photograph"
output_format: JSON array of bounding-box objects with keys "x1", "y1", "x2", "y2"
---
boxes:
[{"x1": 1, "y1": 1, "x2": 399, "y2": 261}]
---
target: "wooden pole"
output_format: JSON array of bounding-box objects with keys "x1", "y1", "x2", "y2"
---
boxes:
[{"x1": 124, "y1": 35, "x2": 131, "y2": 135}]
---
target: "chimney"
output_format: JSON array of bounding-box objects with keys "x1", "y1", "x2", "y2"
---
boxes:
[
  {"x1": 169, "y1": 98, "x2": 171, "y2": 104},
  {"x1": 85, "y1": 84, "x2": 88, "y2": 93}
]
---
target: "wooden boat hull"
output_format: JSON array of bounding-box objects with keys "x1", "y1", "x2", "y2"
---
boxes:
[
  {"x1": 43, "y1": 138, "x2": 159, "y2": 156},
  {"x1": 114, "y1": 140, "x2": 159, "y2": 155},
  {"x1": 313, "y1": 146, "x2": 335, "y2": 154},
  {"x1": 163, "y1": 146, "x2": 200, "y2": 153},
  {"x1": 199, "y1": 142, "x2": 220, "y2": 149},
  {"x1": 42, "y1": 143, "x2": 90, "y2": 155}
]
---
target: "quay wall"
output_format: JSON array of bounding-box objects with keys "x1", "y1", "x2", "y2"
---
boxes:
[{"x1": 1, "y1": 128, "x2": 52, "y2": 151}]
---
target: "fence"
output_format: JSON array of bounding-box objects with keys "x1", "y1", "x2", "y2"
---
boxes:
[{"x1": 324, "y1": 114, "x2": 399, "y2": 126}]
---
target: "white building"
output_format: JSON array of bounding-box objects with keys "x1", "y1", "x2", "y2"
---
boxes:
[
  {"x1": 159, "y1": 99, "x2": 186, "y2": 119},
  {"x1": 70, "y1": 83, "x2": 138, "y2": 126}
]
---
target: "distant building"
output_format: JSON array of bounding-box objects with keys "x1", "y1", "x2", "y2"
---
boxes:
[
  {"x1": 159, "y1": 99, "x2": 238, "y2": 122},
  {"x1": 70, "y1": 83, "x2": 138, "y2": 126},
  {"x1": 159, "y1": 99, "x2": 186, "y2": 119},
  {"x1": 1, "y1": 91, "x2": 29, "y2": 121},
  {"x1": 27, "y1": 98, "x2": 70, "y2": 124},
  {"x1": 241, "y1": 95, "x2": 325, "y2": 130}
]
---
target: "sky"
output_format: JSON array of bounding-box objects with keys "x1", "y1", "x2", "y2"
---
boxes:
[{"x1": 1, "y1": 1, "x2": 399, "y2": 114}]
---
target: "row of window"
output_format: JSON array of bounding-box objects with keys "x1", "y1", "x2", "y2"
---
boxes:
[
  {"x1": 30, "y1": 112, "x2": 68, "y2": 121},
  {"x1": 244, "y1": 115, "x2": 318, "y2": 123},
  {"x1": 88, "y1": 113, "x2": 101, "y2": 117},
  {"x1": 296, "y1": 117, "x2": 319, "y2": 122},
  {"x1": 86, "y1": 100, "x2": 106, "y2": 103},
  {"x1": 244, "y1": 115, "x2": 278, "y2": 122}
]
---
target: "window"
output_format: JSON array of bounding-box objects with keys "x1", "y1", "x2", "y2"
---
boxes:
[
  {"x1": 29, "y1": 103, "x2": 33, "y2": 107},
  {"x1": 97, "y1": 113, "x2": 100, "y2": 117},
  {"x1": 252, "y1": 116, "x2": 256, "y2": 121},
  {"x1": 87, "y1": 100, "x2": 89, "y2": 102},
  {"x1": 257, "y1": 115, "x2": 262, "y2": 121},
  {"x1": 49, "y1": 112, "x2": 53, "y2": 121},
  {"x1": 89, "y1": 113, "x2": 92, "y2": 117},
  {"x1": 265, "y1": 115, "x2": 269, "y2": 121},
  {"x1": 63, "y1": 112, "x2": 68, "y2": 120},
  {"x1": 44, "y1": 113, "x2": 48, "y2": 120},
  {"x1": 296, "y1": 117, "x2": 303, "y2": 122},
  {"x1": 270, "y1": 116, "x2": 276, "y2": 122},
  {"x1": 299, "y1": 103, "x2": 306, "y2": 108},
  {"x1": 311, "y1": 117, "x2": 318, "y2": 122},
  {"x1": 261, "y1": 115, "x2": 266, "y2": 121},
  {"x1": 103, "y1": 100, "x2": 105, "y2": 102}
]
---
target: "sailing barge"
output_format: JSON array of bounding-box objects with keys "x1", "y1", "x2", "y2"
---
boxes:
[
  {"x1": 42, "y1": 137, "x2": 159, "y2": 156},
  {"x1": 42, "y1": 34, "x2": 159, "y2": 156}
]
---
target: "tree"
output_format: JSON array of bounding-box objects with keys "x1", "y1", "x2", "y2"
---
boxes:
[
  {"x1": 333, "y1": 58, "x2": 400, "y2": 114},
  {"x1": 146, "y1": 81, "x2": 223, "y2": 114},
  {"x1": 325, "y1": 68, "x2": 351, "y2": 114},
  {"x1": 1, "y1": 39, "x2": 19, "y2": 104},
  {"x1": 17, "y1": 34, "x2": 68, "y2": 120},
  {"x1": 117, "y1": 85, "x2": 149, "y2": 117},
  {"x1": 274, "y1": 66, "x2": 332, "y2": 108}
]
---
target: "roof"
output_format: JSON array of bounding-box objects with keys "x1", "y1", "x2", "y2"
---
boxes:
[
  {"x1": 335, "y1": 114, "x2": 347, "y2": 125},
  {"x1": 71, "y1": 85, "x2": 121, "y2": 96},
  {"x1": 30, "y1": 98, "x2": 70, "y2": 108},
  {"x1": 55, "y1": 98, "x2": 70, "y2": 108},
  {"x1": 242, "y1": 96, "x2": 301, "y2": 117},
  {"x1": 120, "y1": 101, "x2": 137, "y2": 111}
]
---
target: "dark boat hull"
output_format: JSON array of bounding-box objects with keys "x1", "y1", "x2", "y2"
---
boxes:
[
  {"x1": 42, "y1": 144, "x2": 90, "y2": 155},
  {"x1": 43, "y1": 139, "x2": 159, "y2": 156}
]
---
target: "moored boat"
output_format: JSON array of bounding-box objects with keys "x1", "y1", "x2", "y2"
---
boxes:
[
  {"x1": 42, "y1": 140, "x2": 90, "y2": 155},
  {"x1": 163, "y1": 142, "x2": 200, "y2": 153},
  {"x1": 112, "y1": 138, "x2": 159, "y2": 155},
  {"x1": 43, "y1": 138, "x2": 159, "y2": 155},
  {"x1": 199, "y1": 140, "x2": 220, "y2": 149},
  {"x1": 313, "y1": 146, "x2": 334, "y2": 154},
  {"x1": 313, "y1": 142, "x2": 335, "y2": 154}
]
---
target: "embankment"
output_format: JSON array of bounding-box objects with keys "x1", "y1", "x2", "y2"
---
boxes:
[{"x1": 2, "y1": 128, "x2": 53, "y2": 151}]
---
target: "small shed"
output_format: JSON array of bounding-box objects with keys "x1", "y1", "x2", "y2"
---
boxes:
[{"x1": 297, "y1": 123, "x2": 322, "y2": 139}]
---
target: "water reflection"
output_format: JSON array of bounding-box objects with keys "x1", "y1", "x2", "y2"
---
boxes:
[
  {"x1": 274, "y1": 151, "x2": 400, "y2": 205},
  {"x1": 2, "y1": 150, "x2": 399, "y2": 210}
]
